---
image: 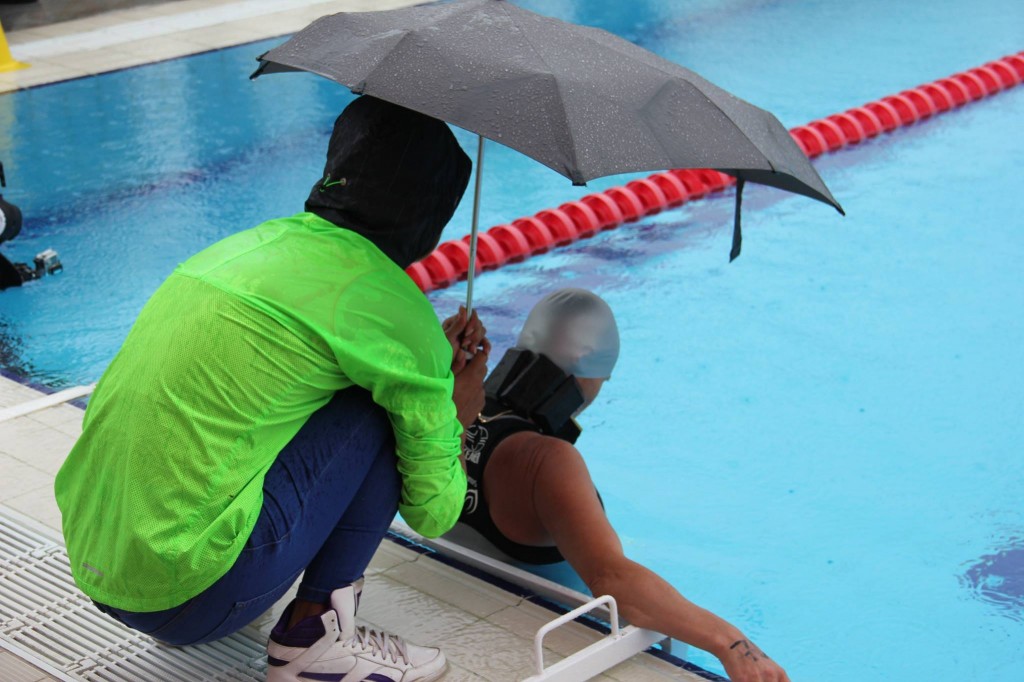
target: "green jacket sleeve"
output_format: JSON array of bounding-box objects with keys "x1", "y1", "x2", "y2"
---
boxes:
[{"x1": 329, "y1": 268, "x2": 466, "y2": 538}]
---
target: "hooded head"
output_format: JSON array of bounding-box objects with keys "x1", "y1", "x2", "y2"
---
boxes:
[
  {"x1": 517, "y1": 288, "x2": 620, "y2": 379},
  {"x1": 305, "y1": 96, "x2": 472, "y2": 268}
]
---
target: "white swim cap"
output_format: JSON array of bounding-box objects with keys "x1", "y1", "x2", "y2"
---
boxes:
[{"x1": 517, "y1": 288, "x2": 620, "y2": 379}]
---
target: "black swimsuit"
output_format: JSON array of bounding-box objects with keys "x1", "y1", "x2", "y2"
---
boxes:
[{"x1": 458, "y1": 398, "x2": 565, "y2": 564}]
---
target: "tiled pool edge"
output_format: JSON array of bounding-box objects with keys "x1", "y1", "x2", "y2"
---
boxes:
[
  {"x1": 0, "y1": 366, "x2": 60, "y2": 397},
  {"x1": 0, "y1": 499, "x2": 716, "y2": 681},
  {"x1": 0, "y1": 0, "x2": 425, "y2": 93},
  {"x1": 0, "y1": 369, "x2": 90, "y2": 412},
  {"x1": 384, "y1": 528, "x2": 725, "y2": 682},
  {"x1": 0, "y1": 374, "x2": 710, "y2": 680}
]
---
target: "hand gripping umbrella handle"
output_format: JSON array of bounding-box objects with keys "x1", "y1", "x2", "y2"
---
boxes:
[{"x1": 465, "y1": 135, "x2": 485, "y2": 316}]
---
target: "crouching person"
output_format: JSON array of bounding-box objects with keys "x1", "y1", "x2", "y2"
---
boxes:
[{"x1": 55, "y1": 96, "x2": 488, "y2": 682}]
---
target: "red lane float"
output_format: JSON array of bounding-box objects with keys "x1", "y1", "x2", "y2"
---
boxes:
[
  {"x1": 408, "y1": 50, "x2": 1024, "y2": 292},
  {"x1": 580, "y1": 192, "x2": 625, "y2": 229},
  {"x1": 649, "y1": 172, "x2": 689, "y2": 207}
]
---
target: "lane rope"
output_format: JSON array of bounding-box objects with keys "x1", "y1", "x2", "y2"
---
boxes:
[{"x1": 406, "y1": 50, "x2": 1024, "y2": 292}]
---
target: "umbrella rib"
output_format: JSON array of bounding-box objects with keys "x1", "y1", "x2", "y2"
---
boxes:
[
  {"x1": 505, "y1": 5, "x2": 583, "y2": 182},
  {"x1": 573, "y1": 28, "x2": 779, "y2": 175},
  {"x1": 354, "y1": 28, "x2": 416, "y2": 94}
]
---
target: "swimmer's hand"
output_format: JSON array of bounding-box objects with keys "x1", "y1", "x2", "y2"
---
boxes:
[
  {"x1": 442, "y1": 306, "x2": 491, "y2": 373},
  {"x1": 717, "y1": 636, "x2": 790, "y2": 682}
]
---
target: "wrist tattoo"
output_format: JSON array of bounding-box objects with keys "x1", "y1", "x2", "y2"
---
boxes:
[{"x1": 729, "y1": 639, "x2": 767, "y2": 662}]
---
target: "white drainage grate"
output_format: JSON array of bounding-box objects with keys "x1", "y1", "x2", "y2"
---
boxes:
[{"x1": 0, "y1": 511, "x2": 268, "y2": 681}]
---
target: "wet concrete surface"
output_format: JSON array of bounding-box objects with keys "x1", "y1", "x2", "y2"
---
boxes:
[{"x1": 1, "y1": 0, "x2": 187, "y2": 32}]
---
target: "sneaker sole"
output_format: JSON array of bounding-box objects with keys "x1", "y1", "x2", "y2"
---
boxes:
[{"x1": 416, "y1": 660, "x2": 449, "y2": 682}]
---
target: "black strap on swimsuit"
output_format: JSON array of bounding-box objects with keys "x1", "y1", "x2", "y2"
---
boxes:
[
  {"x1": 483, "y1": 349, "x2": 583, "y2": 444},
  {"x1": 458, "y1": 351, "x2": 608, "y2": 565}
]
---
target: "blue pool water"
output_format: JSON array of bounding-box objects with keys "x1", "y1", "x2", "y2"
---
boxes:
[{"x1": 2, "y1": 1, "x2": 1022, "y2": 679}]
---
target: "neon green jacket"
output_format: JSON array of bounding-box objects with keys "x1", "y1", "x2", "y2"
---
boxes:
[{"x1": 54, "y1": 213, "x2": 465, "y2": 612}]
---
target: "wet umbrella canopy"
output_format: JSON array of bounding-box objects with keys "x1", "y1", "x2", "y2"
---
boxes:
[{"x1": 253, "y1": 0, "x2": 843, "y2": 292}]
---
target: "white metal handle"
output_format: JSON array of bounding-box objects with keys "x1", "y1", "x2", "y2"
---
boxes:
[
  {"x1": 533, "y1": 594, "x2": 619, "y2": 676},
  {"x1": 388, "y1": 523, "x2": 679, "y2": 682}
]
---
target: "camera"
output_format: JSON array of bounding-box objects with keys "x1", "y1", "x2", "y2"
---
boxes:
[{"x1": 1, "y1": 161, "x2": 63, "y2": 291}]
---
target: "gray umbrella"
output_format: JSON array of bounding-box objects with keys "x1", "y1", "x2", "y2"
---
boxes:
[{"x1": 253, "y1": 0, "x2": 843, "y2": 307}]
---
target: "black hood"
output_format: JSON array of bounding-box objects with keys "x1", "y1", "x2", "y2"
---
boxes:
[{"x1": 305, "y1": 96, "x2": 472, "y2": 269}]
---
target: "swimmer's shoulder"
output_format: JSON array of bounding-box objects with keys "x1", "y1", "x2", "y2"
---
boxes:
[{"x1": 493, "y1": 429, "x2": 579, "y2": 460}]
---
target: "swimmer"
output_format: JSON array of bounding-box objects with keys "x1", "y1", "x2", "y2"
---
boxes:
[{"x1": 454, "y1": 288, "x2": 791, "y2": 682}]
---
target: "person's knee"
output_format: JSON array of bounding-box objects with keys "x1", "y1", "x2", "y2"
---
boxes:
[
  {"x1": 321, "y1": 387, "x2": 395, "y2": 454},
  {"x1": 327, "y1": 387, "x2": 389, "y2": 427}
]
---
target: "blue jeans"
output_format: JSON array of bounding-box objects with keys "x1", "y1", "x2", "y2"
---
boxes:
[{"x1": 94, "y1": 388, "x2": 400, "y2": 645}]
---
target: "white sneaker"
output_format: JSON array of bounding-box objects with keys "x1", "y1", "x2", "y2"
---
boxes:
[{"x1": 266, "y1": 581, "x2": 447, "y2": 682}]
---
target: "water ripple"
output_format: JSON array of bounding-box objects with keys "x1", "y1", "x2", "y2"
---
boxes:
[{"x1": 961, "y1": 536, "x2": 1024, "y2": 622}]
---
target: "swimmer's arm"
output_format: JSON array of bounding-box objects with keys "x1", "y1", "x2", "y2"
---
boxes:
[{"x1": 525, "y1": 438, "x2": 791, "y2": 682}]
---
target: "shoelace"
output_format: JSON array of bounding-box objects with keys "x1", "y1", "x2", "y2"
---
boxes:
[{"x1": 345, "y1": 626, "x2": 411, "y2": 665}]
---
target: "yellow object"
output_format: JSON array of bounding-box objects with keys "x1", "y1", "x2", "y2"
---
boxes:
[{"x1": 0, "y1": 20, "x2": 29, "y2": 73}]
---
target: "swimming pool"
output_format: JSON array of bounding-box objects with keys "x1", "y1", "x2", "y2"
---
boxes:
[{"x1": 1, "y1": 0, "x2": 1022, "y2": 680}]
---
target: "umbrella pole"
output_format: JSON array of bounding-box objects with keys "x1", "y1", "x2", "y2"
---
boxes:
[{"x1": 465, "y1": 134, "x2": 485, "y2": 316}]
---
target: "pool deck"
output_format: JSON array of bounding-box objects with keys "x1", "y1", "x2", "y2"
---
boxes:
[
  {"x1": 0, "y1": 0, "x2": 420, "y2": 93},
  {"x1": 0, "y1": 2, "x2": 713, "y2": 680},
  {"x1": 0, "y1": 0, "x2": 186, "y2": 33},
  {"x1": 0, "y1": 378, "x2": 708, "y2": 681}
]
